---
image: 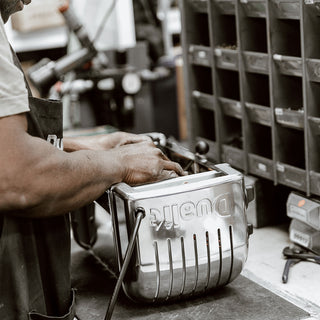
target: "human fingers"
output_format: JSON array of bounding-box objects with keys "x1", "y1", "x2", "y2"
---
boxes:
[
  {"x1": 114, "y1": 132, "x2": 152, "y2": 147},
  {"x1": 160, "y1": 170, "x2": 180, "y2": 179},
  {"x1": 161, "y1": 159, "x2": 188, "y2": 176}
]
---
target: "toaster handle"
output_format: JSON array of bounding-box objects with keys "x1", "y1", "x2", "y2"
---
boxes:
[{"x1": 104, "y1": 207, "x2": 146, "y2": 320}]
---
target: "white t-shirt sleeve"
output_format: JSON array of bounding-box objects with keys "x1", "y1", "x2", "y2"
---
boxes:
[{"x1": 0, "y1": 16, "x2": 29, "y2": 118}]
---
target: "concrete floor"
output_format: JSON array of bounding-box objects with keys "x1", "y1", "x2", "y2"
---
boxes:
[{"x1": 242, "y1": 224, "x2": 320, "y2": 319}]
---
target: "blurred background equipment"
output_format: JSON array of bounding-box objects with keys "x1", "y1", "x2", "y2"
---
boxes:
[{"x1": 16, "y1": 0, "x2": 182, "y2": 137}]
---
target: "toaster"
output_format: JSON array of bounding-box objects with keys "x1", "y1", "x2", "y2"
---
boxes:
[{"x1": 106, "y1": 137, "x2": 254, "y2": 303}]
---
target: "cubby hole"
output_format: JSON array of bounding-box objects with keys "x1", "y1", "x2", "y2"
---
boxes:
[
  {"x1": 216, "y1": 69, "x2": 240, "y2": 100},
  {"x1": 241, "y1": 17, "x2": 268, "y2": 53},
  {"x1": 221, "y1": 116, "x2": 243, "y2": 149},
  {"x1": 195, "y1": 108, "x2": 216, "y2": 141},
  {"x1": 213, "y1": 14, "x2": 237, "y2": 49},
  {"x1": 191, "y1": 65, "x2": 213, "y2": 94},
  {"x1": 270, "y1": 19, "x2": 301, "y2": 57},
  {"x1": 303, "y1": 5, "x2": 320, "y2": 59},
  {"x1": 277, "y1": 127, "x2": 305, "y2": 169},
  {"x1": 308, "y1": 82, "x2": 320, "y2": 118},
  {"x1": 273, "y1": 75, "x2": 303, "y2": 110},
  {"x1": 244, "y1": 73, "x2": 270, "y2": 106},
  {"x1": 247, "y1": 123, "x2": 272, "y2": 158},
  {"x1": 186, "y1": 11, "x2": 210, "y2": 46},
  {"x1": 309, "y1": 135, "x2": 320, "y2": 172}
]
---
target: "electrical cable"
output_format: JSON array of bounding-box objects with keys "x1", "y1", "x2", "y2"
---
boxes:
[{"x1": 92, "y1": 0, "x2": 117, "y2": 44}]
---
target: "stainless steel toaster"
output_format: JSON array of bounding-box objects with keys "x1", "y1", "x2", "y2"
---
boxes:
[{"x1": 108, "y1": 161, "x2": 253, "y2": 303}]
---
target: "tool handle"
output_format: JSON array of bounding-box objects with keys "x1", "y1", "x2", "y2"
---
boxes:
[{"x1": 282, "y1": 259, "x2": 298, "y2": 284}]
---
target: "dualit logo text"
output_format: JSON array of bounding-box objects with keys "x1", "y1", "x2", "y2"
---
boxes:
[{"x1": 149, "y1": 193, "x2": 233, "y2": 231}]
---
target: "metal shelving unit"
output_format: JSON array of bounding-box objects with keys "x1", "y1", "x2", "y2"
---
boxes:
[{"x1": 180, "y1": 0, "x2": 320, "y2": 197}]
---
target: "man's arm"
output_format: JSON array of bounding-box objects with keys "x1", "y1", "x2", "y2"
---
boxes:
[
  {"x1": 63, "y1": 131, "x2": 152, "y2": 152},
  {"x1": 0, "y1": 113, "x2": 185, "y2": 218}
]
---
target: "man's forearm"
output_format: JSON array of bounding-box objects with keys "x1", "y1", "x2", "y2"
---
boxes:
[
  {"x1": 0, "y1": 124, "x2": 123, "y2": 217},
  {"x1": 0, "y1": 114, "x2": 185, "y2": 218}
]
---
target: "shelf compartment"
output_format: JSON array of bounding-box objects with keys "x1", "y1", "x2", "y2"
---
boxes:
[
  {"x1": 310, "y1": 171, "x2": 320, "y2": 196},
  {"x1": 192, "y1": 91, "x2": 215, "y2": 111},
  {"x1": 222, "y1": 144, "x2": 245, "y2": 169},
  {"x1": 189, "y1": 0, "x2": 208, "y2": 13},
  {"x1": 309, "y1": 116, "x2": 320, "y2": 135},
  {"x1": 276, "y1": 162, "x2": 306, "y2": 191},
  {"x1": 273, "y1": 54, "x2": 302, "y2": 77},
  {"x1": 194, "y1": 108, "x2": 216, "y2": 141},
  {"x1": 216, "y1": 69, "x2": 240, "y2": 100},
  {"x1": 307, "y1": 59, "x2": 320, "y2": 82},
  {"x1": 214, "y1": 0, "x2": 236, "y2": 15},
  {"x1": 240, "y1": 17, "x2": 268, "y2": 53},
  {"x1": 196, "y1": 136, "x2": 219, "y2": 162},
  {"x1": 276, "y1": 126, "x2": 305, "y2": 169},
  {"x1": 240, "y1": 0, "x2": 266, "y2": 17},
  {"x1": 246, "y1": 102, "x2": 271, "y2": 126},
  {"x1": 273, "y1": 0, "x2": 300, "y2": 20},
  {"x1": 185, "y1": 8, "x2": 210, "y2": 46},
  {"x1": 219, "y1": 97, "x2": 242, "y2": 118},
  {"x1": 192, "y1": 65, "x2": 213, "y2": 94},
  {"x1": 189, "y1": 45, "x2": 212, "y2": 67},
  {"x1": 247, "y1": 122, "x2": 272, "y2": 158},
  {"x1": 244, "y1": 72, "x2": 270, "y2": 106},
  {"x1": 214, "y1": 48, "x2": 238, "y2": 70},
  {"x1": 212, "y1": 15, "x2": 237, "y2": 49},
  {"x1": 273, "y1": 75, "x2": 303, "y2": 111},
  {"x1": 248, "y1": 153, "x2": 274, "y2": 180},
  {"x1": 243, "y1": 51, "x2": 269, "y2": 74},
  {"x1": 269, "y1": 19, "x2": 301, "y2": 57},
  {"x1": 275, "y1": 108, "x2": 304, "y2": 130},
  {"x1": 304, "y1": 1, "x2": 320, "y2": 16}
]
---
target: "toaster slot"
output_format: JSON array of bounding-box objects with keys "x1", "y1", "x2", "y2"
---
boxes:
[
  {"x1": 180, "y1": 237, "x2": 187, "y2": 296},
  {"x1": 216, "y1": 228, "x2": 223, "y2": 287},
  {"x1": 153, "y1": 241, "x2": 160, "y2": 301},
  {"x1": 192, "y1": 234, "x2": 199, "y2": 294},
  {"x1": 227, "y1": 225, "x2": 234, "y2": 284},
  {"x1": 205, "y1": 231, "x2": 211, "y2": 290},
  {"x1": 166, "y1": 239, "x2": 174, "y2": 300}
]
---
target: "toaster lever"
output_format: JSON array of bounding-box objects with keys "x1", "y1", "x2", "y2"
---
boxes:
[{"x1": 104, "y1": 207, "x2": 146, "y2": 320}]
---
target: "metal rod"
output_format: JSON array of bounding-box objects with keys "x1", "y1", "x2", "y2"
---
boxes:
[{"x1": 104, "y1": 208, "x2": 145, "y2": 320}]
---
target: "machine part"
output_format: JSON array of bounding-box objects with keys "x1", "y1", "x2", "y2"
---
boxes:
[
  {"x1": 287, "y1": 192, "x2": 320, "y2": 231},
  {"x1": 282, "y1": 245, "x2": 320, "y2": 283},
  {"x1": 59, "y1": 1, "x2": 96, "y2": 54},
  {"x1": 97, "y1": 78, "x2": 116, "y2": 91},
  {"x1": 28, "y1": 4, "x2": 98, "y2": 95},
  {"x1": 28, "y1": 46, "x2": 96, "y2": 96},
  {"x1": 106, "y1": 162, "x2": 253, "y2": 303},
  {"x1": 289, "y1": 219, "x2": 320, "y2": 254},
  {"x1": 121, "y1": 72, "x2": 142, "y2": 95}
]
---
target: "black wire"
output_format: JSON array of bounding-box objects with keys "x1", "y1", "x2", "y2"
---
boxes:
[
  {"x1": 139, "y1": 0, "x2": 158, "y2": 26},
  {"x1": 93, "y1": 0, "x2": 117, "y2": 43}
]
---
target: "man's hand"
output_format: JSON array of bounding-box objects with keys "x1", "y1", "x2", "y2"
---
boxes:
[
  {"x1": 110, "y1": 140, "x2": 187, "y2": 186},
  {"x1": 63, "y1": 131, "x2": 151, "y2": 152}
]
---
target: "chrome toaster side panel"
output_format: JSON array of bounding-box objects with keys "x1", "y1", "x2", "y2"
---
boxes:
[{"x1": 109, "y1": 169, "x2": 249, "y2": 303}]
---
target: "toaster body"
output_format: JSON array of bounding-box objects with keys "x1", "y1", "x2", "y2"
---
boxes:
[{"x1": 109, "y1": 163, "x2": 251, "y2": 303}]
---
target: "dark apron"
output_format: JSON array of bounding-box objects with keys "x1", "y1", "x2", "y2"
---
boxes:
[{"x1": 0, "y1": 50, "x2": 75, "y2": 320}]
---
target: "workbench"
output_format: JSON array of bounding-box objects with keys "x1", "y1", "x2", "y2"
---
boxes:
[{"x1": 71, "y1": 230, "x2": 310, "y2": 320}]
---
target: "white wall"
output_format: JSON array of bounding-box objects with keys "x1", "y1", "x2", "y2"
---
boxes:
[{"x1": 72, "y1": 0, "x2": 136, "y2": 51}]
